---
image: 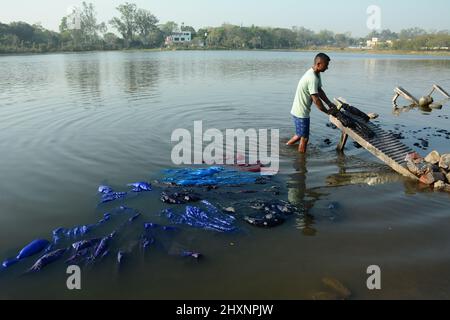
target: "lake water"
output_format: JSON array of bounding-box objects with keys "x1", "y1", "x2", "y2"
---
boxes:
[{"x1": 0, "y1": 50, "x2": 449, "y2": 299}]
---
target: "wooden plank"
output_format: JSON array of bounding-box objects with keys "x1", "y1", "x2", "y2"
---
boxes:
[
  {"x1": 394, "y1": 86, "x2": 419, "y2": 105},
  {"x1": 434, "y1": 84, "x2": 450, "y2": 98},
  {"x1": 337, "y1": 132, "x2": 349, "y2": 152},
  {"x1": 330, "y1": 115, "x2": 418, "y2": 180}
]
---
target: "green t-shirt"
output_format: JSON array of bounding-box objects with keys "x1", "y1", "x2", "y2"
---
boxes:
[{"x1": 291, "y1": 68, "x2": 322, "y2": 119}]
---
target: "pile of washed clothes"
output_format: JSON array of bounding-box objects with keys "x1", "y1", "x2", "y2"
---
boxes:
[
  {"x1": 329, "y1": 104, "x2": 376, "y2": 139},
  {"x1": 1, "y1": 166, "x2": 303, "y2": 274}
]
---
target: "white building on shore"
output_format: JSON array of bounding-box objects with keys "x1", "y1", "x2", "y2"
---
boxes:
[{"x1": 165, "y1": 31, "x2": 192, "y2": 46}]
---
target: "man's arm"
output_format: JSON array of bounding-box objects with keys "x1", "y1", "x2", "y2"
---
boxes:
[
  {"x1": 311, "y1": 94, "x2": 330, "y2": 115},
  {"x1": 318, "y1": 88, "x2": 336, "y2": 109}
]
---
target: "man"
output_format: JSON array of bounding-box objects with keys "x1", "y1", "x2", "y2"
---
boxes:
[{"x1": 287, "y1": 53, "x2": 336, "y2": 153}]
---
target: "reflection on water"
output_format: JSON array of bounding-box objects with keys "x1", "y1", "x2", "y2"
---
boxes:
[
  {"x1": 0, "y1": 51, "x2": 450, "y2": 299},
  {"x1": 122, "y1": 59, "x2": 160, "y2": 95},
  {"x1": 326, "y1": 152, "x2": 404, "y2": 187},
  {"x1": 287, "y1": 154, "x2": 323, "y2": 236},
  {"x1": 393, "y1": 98, "x2": 450, "y2": 115},
  {"x1": 65, "y1": 55, "x2": 101, "y2": 96}
]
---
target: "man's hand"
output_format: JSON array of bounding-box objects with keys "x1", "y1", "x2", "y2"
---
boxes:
[
  {"x1": 327, "y1": 103, "x2": 338, "y2": 115},
  {"x1": 327, "y1": 106, "x2": 339, "y2": 116}
]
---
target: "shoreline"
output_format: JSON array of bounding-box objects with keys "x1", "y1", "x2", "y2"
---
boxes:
[{"x1": 1, "y1": 47, "x2": 450, "y2": 57}]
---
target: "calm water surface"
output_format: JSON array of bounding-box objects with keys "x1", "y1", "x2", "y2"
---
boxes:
[{"x1": 0, "y1": 51, "x2": 449, "y2": 299}]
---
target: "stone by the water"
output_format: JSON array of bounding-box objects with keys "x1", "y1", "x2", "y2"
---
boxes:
[
  {"x1": 405, "y1": 152, "x2": 422, "y2": 164},
  {"x1": 434, "y1": 181, "x2": 446, "y2": 190},
  {"x1": 407, "y1": 161, "x2": 431, "y2": 176},
  {"x1": 439, "y1": 154, "x2": 450, "y2": 170},
  {"x1": 420, "y1": 172, "x2": 445, "y2": 185},
  {"x1": 429, "y1": 103, "x2": 443, "y2": 110},
  {"x1": 322, "y1": 277, "x2": 351, "y2": 299},
  {"x1": 425, "y1": 151, "x2": 440, "y2": 165}
]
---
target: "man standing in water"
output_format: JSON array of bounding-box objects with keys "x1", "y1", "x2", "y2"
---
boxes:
[{"x1": 287, "y1": 53, "x2": 336, "y2": 153}]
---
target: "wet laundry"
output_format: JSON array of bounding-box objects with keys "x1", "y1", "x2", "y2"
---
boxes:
[
  {"x1": 163, "y1": 166, "x2": 265, "y2": 187},
  {"x1": 163, "y1": 200, "x2": 236, "y2": 233},
  {"x1": 160, "y1": 190, "x2": 201, "y2": 204}
]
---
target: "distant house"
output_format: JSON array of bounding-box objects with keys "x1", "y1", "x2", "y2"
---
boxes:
[
  {"x1": 165, "y1": 31, "x2": 192, "y2": 46},
  {"x1": 366, "y1": 37, "x2": 379, "y2": 48},
  {"x1": 365, "y1": 38, "x2": 394, "y2": 49}
]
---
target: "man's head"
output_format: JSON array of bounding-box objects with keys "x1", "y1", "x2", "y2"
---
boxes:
[{"x1": 313, "y1": 53, "x2": 331, "y2": 73}]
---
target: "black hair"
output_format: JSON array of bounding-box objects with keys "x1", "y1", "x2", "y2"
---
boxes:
[{"x1": 315, "y1": 53, "x2": 331, "y2": 63}]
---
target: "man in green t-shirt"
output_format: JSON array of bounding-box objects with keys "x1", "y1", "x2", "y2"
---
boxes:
[{"x1": 287, "y1": 53, "x2": 337, "y2": 153}]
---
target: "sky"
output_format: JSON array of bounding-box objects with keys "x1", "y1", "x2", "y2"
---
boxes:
[{"x1": 0, "y1": 0, "x2": 449, "y2": 37}]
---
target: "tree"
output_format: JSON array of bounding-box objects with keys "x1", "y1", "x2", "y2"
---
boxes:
[
  {"x1": 159, "y1": 21, "x2": 179, "y2": 37},
  {"x1": 399, "y1": 27, "x2": 427, "y2": 40},
  {"x1": 110, "y1": 2, "x2": 138, "y2": 47},
  {"x1": 317, "y1": 30, "x2": 334, "y2": 46},
  {"x1": 80, "y1": 2, "x2": 106, "y2": 45},
  {"x1": 8, "y1": 22, "x2": 35, "y2": 43},
  {"x1": 181, "y1": 25, "x2": 197, "y2": 38},
  {"x1": 135, "y1": 8, "x2": 159, "y2": 46},
  {"x1": 103, "y1": 32, "x2": 121, "y2": 49}
]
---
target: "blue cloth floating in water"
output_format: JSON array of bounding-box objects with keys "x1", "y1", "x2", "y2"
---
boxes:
[
  {"x1": 98, "y1": 185, "x2": 114, "y2": 194},
  {"x1": 2, "y1": 258, "x2": 19, "y2": 268},
  {"x1": 128, "y1": 213, "x2": 141, "y2": 223},
  {"x1": 101, "y1": 192, "x2": 127, "y2": 204},
  {"x1": 28, "y1": 248, "x2": 67, "y2": 273},
  {"x1": 17, "y1": 239, "x2": 50, "y2": 260},
  {"x1": 163, "y1": 166, "x2": 261, "y2": 187},
  {"x1": 164, "y1": 201, "x2": 236, "y2": 233},
  {"x1": 52, "y1": 225, "x2": 95, "y2": 243},
  {"x1": 127, "y1": 182, "x2": 152, "y2": 192},
  {"x1": 92, "y1": 236, "x2": 110, "y2": 261},
  {"x1": 72, "y1": 238, "x2": 101, "y2": 252},
  {"x1": 144, "y1": 222, "x2": 159, "y2": 229},
  {"x1": 97, "y1": 185, "x2": 127, "y2": 203}
]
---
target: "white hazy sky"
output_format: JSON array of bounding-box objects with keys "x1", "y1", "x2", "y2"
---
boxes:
[{"x1": 0, "y1": 0, "x2": 449, "y2": 36}]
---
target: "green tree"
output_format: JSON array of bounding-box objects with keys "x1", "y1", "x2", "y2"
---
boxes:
[
  {"x1": 80, "y1": 2, "x2": 106, "y2": 45},
  {"x1": 135, "y1": 8, "x2": 159, "y2": 47},
  {"x1": 159, "y1": 21, "x2": 179, "y2": 37},
  {"x1": 110, "y1": 2, "x2": 138, "y2": 47}
]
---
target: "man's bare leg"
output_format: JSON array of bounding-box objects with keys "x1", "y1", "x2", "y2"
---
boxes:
[
  {"x1": 286, "y1": 135, "x2": 301, "y2": 146},
  {"x1": 298, "y1": 137, "x2": 309, "y2": 153}
]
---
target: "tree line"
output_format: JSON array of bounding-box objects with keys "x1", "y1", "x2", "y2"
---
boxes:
[{"x1": 1, "y1": 2, "x2": 449, "y2": 53}]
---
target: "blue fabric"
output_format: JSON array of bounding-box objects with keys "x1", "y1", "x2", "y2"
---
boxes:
[
  {"x1": 163, "y1": 201, "x2": 236, "y2": 233},
  {"x1": 16, "y1": 239, "x2": 50, "y2": 260},
  {"x1": 127, "y1": 182, "x2": 152, "y2": 192},
  {"x1": 293, "y1": 116, "x2": 310, "y2": 138},
  {"x1": 163, "y1": 167, "x2": 260, "y2": 187}
]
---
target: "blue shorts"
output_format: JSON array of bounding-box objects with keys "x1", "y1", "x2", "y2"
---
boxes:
[{"x1": 293, "y1": 116, "x2": 310, "y2": 138}]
